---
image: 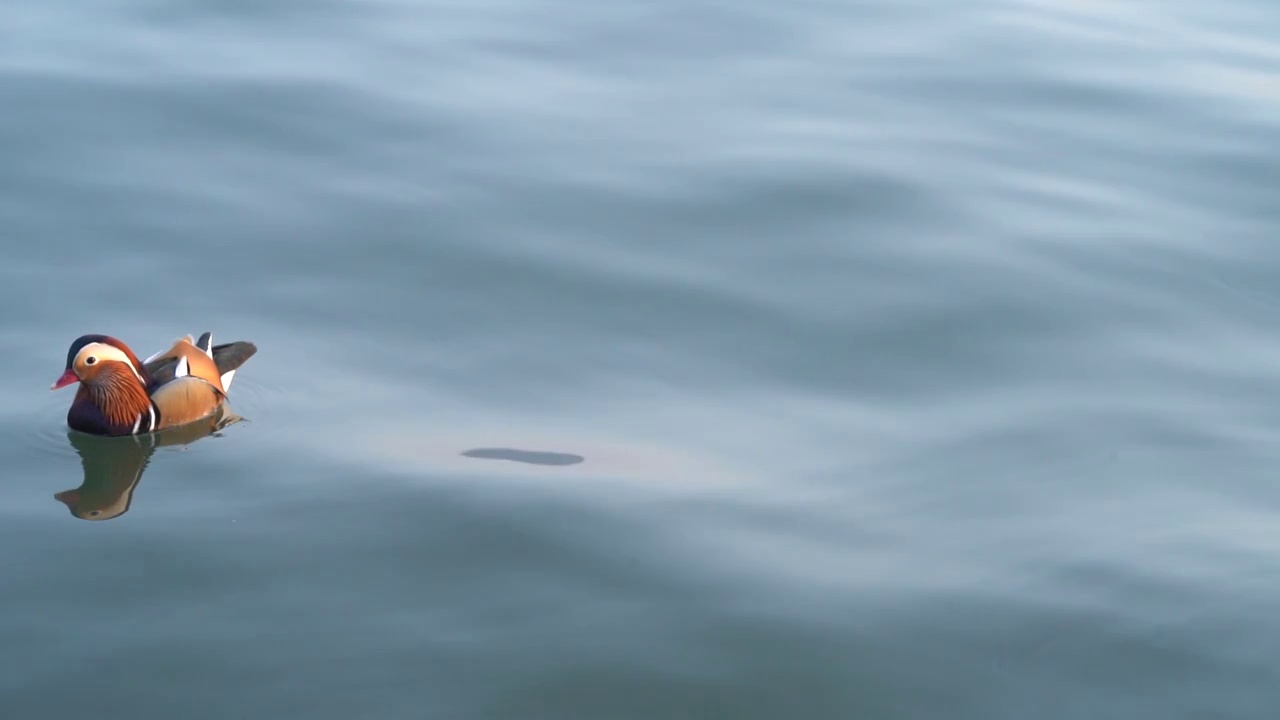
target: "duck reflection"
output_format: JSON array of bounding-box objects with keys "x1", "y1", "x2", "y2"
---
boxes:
[{"x1": 54, "y1": 405, "x2": 243, "y2": 521}]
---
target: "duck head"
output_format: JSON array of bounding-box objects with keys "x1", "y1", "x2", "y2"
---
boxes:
[
  {"x1": 52, "y1": 334, "x2": 151, "y2": 390},
  {"x1": 52, "y1": 334, "x2": 155, "y2": 436}
]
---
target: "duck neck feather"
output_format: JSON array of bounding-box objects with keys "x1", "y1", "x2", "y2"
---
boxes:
[{"x1": 83, "y1": 366, "x2": 152, "y2": 429}]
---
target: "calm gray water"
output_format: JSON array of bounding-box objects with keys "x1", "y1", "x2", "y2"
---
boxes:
[{"x1": 3, "y1": 1, "x2": 1279, "y2": 717}]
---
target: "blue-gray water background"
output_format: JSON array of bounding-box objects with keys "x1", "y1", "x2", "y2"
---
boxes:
[{"x1": 3, "y1": 1, "x2": 1279, "y2": 717}]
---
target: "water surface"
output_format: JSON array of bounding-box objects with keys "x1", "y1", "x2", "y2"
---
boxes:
[{"x1": 2, "y1": 0, "x2": 1280, "y2": 717}]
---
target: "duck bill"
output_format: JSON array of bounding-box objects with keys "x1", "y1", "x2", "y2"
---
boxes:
[
  {"x1": 50, "y1": 369, "x2": 78, "y2": 390},
  {"x1": 54, "y1": 490, "x2": 81, "y2": 507}
]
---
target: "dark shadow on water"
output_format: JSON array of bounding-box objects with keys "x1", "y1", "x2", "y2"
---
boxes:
[
  {"x1": 461, "y1": 448, "x2": 585, "y2": 466},
  {"x1": 54, "y1": 405, "x2": 244, "y2": 522}
]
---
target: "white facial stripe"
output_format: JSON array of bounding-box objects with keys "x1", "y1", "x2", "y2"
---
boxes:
[{"x1": 77, "y1": 342, "x2": 145, "y2": 383}]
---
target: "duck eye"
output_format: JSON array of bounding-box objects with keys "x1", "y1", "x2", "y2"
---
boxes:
[{"x1": 85, "y1": 356, "x2": 97, "y2": 365}]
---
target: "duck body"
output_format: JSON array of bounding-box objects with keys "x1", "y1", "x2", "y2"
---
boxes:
[{"x1": 52, "y1": 332, "x2": 257, "y2": 437}]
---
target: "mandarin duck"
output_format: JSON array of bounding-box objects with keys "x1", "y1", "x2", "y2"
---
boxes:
[{"x1": 51, "y1": 332, "x2": 256, "y2": 436}]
